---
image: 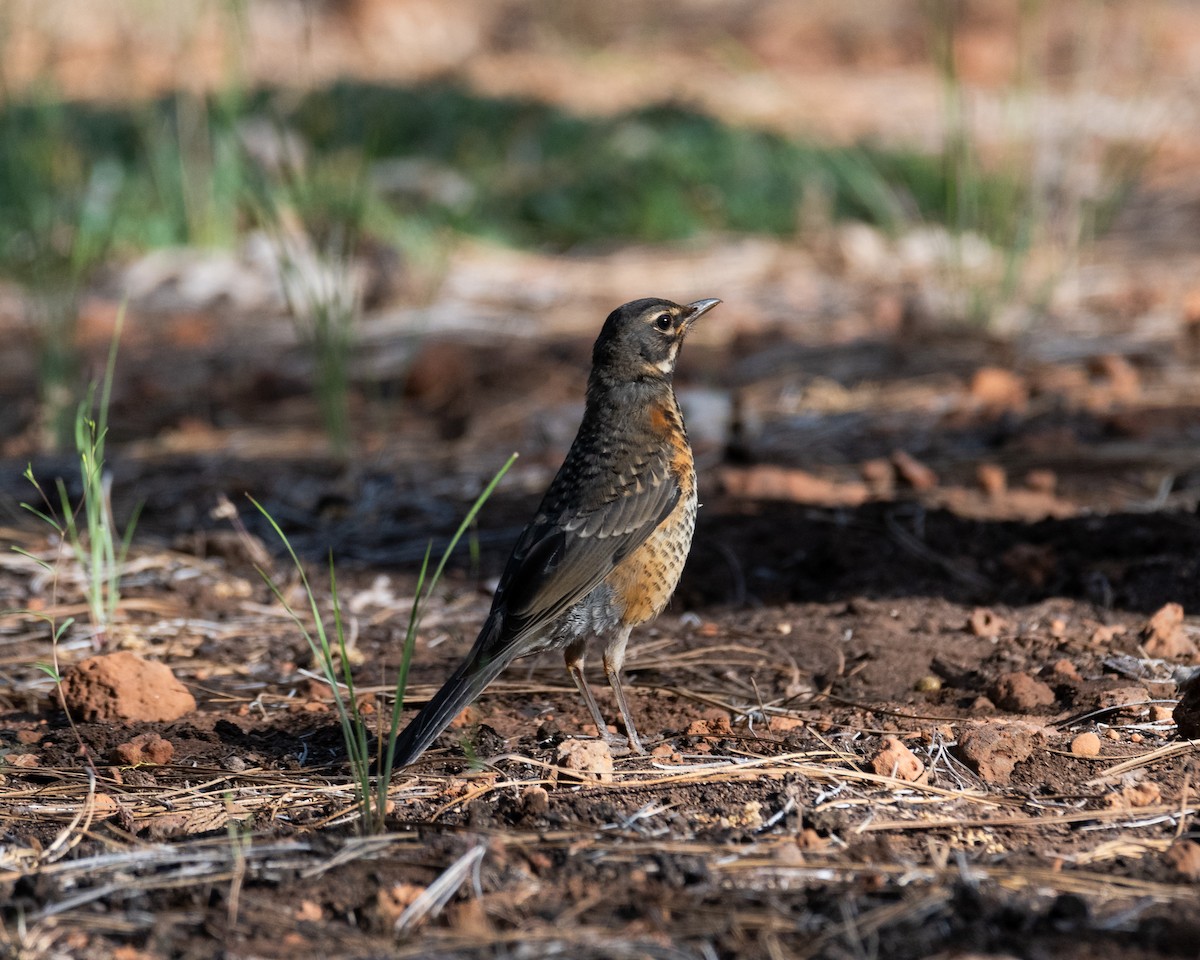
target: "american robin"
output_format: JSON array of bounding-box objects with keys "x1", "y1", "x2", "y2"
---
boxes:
[{"x1": 393, "y1": 296, "x2": 720, "y2": 766}]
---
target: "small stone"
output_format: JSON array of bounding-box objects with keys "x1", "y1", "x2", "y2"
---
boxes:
[
  {"x1": 970, "y1": 696, "x2": 996, "y2": 712},
  {"x1": 969, "y1": 367, "x2": 1028, "y2": 414},
  {"x1": 870, "y1": 736, "x2": 925, "y2": 782},
  {"x1": 956, "y1": 721, "x2": 1043, "y2": 784},
  {"x1": 111, "y1": 733, "x2": 174, "y2": 766},
  {"x1": 1049, "y1": 659, "x2": 1081, "y2": 683},
  {"x1": 1164, "y1": 840, "x2": 1200, "y2": 881},
  {"x1": 687, "y1": 716, "x2": 733, "y2": 737},
  {"x1": 1091, "y1": 624, "x2": 1127, "y2": 645},
  {"x1": 1105, "y1": 728, "x2": 1121, "y2": 741},
  {"x1": 1049, "y1": 618, "x2": 1068, "y2": 638},
  {"x1": 990, "y1": 672, "x2": 1056, "y2": 712},
  {"x1": 1070, "y1": 732, "x2": 1101, "y2": 757},
  {"x1": 521, "y1": 785, "x2": 550, "y2": 816},
  {"x1": 556, "y1": 739, "x2": 614, "y2": 783},
  {"x1": 1140, "y1": 602, "x2": 1197, "y2": 660},
  {"x1": 1105, "y1": 781, "x2": 1161, "y2": 808},
  {"x1": 914, "y1": 675, "x2": 942, "y2": 693},
  {"x1": 1097, "y1": 684, "x2": 1150, "y2": 718},
  {"x1": 1150, "y1": 705, "x2": 1174, "y2": 723}
]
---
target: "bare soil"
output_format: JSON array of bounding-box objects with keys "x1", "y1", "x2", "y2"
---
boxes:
[{"x1": 3, "y1": 310, "x2": 1200, "y2": 959}]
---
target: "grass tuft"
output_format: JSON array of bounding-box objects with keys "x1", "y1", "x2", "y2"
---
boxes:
[{"x1": 250, "y1": 452, "x2": 517, "y2": 833}]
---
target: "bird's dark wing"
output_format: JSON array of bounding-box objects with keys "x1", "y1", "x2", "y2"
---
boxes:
[
  {"x1": 390, "y1": 448, "x2": 679, "y2": 769},
  {"x1": 487, "y1": 448, "x2": 681, "y2": 649}
]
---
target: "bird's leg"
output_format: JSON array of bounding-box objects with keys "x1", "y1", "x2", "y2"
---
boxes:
[
  {"x1": 564, "y1": 641, "x2": 615, "y2": 744},
  {"x1": 603, "y1": 628, "x2": 646, "y2": 755}
]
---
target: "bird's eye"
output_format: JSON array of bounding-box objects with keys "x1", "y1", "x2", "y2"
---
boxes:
[{"x1": 654, "y1": 313, "x2": 672, "y2": 331}]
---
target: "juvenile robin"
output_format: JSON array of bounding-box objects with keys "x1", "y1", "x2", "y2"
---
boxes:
[{"x1": 392, "y1": 296, "x2": 720, "y2": 766}]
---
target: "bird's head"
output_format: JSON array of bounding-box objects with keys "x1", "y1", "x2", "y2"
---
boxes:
[{"x1": 590, "y1": 297, "x2": 721, "y2": 384}]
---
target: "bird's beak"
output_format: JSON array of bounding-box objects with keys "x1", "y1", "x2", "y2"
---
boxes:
[{"x1": 681, "y1": 298, "x2": 721, "y2": 327}]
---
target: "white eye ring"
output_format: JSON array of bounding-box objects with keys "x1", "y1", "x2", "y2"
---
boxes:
[{"x1": 654, "y1": 313, "x2": 672, "y2": 331}]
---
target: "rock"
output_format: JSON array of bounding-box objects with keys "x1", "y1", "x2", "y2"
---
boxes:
[
  {"x1": 1069, "y1": 732, "x2": 1101, "y2": 757},
  {"x1": 870, "y1": 736, "x2": 925, "y2": 782},
  {"x1": 521, "y1": 785, "x2": 550, "y2": 816},
  {"x1": 1140, "y1": 602, "x2": 1197, "y2": 660},
  {"x1": 891, "y1": 450, "x2": 938, "y2": 491},
  {"x1": 1048, "y1": 659, "x2": 1082, "y2": 683},
  {"x1": 687, "y1": 716, "x2": 733, "y2": 737},
  {"x1": 556, "y1": 739, "x2": 613, "y2": 783},
  {"x1": 969, "y1": 367, "x2": 1028, "y2": 414},
  {"x1": 990, "y1": 671, "x2": 1056, "y2": 712},
  {"x1": 957, "y1": 721, "x2": 1042, "y2": 784},
  {"x1": 1096, "y1": 684, "x2": 1150, "y2": 718},
  {"x1": 968, "y1": 608, "x2": 1006, "y2": 638},
  {"x1": 1164, "y1": 840, "x2": 1200, "y2": 881},
  {"x1": 1150, "y1": 704, "x2": 1174, "y2": 723},
  {"x1": 111, "y1": 733, "x2": 175, "y2": 766},
  {"x1": 62, "y1": 652, "x2": 195, "y2": 723},
  {"x1": 1105, "y1": 781, "x2": 1161, "y2": 808}
]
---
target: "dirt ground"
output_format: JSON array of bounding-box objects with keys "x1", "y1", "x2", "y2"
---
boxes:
[
  {"x1": 3, "y1": 304, "x2": 1200, "y2": 958},
  {"x1": 4, "y1": 2, "x2": 1200, "y2": 959}
]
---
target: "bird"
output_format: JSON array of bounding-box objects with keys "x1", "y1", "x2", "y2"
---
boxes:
[{"x1": 392, "y1": 296, "x2": 721, "y2": 767}]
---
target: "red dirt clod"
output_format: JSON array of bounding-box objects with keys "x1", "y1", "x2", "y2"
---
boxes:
[
  {"x1": 521, "y1": 785, "x2": 550, "y2": 815},
  {"x1": 61, "y1": 652, "x2": 195, "y2": 723},
  {"x1": 556, "y1": 739, "x2": 613, "y2": 782},
  {"x1": 1139, "y1": 602, "x2": 1197, "y2": 660},
  {"x1": 111, "y1": 733, "x2": 175, "y2": 766},
  {"x1": 956, "y1": 721, "x2": 1042, "y2": 784},
  {"x1": 969, "y1": 366, "x2": 1028, "y2": 414},
  {"x1": 1164, "y1": 840, "x2": 1200, "y2": 881},
  {"x1": 1069, "y1": 732, "x2": 1100, "y2": 757},
  {"x1": 870, "y1": 736, "x2": 925, "y2": 782},
  {"x1": 990, "y1": 671, "x2": 1056, "y2": 712},
  {"x1": 1047, "y1": 659, "x2": 1081, "y2": 683},
  {"x1": 1104, "y1": 781, "x2": 1162, "y2": 808},
  {"x1": 1096, "y1": 684, "x2": 1151, "y2": 718}
]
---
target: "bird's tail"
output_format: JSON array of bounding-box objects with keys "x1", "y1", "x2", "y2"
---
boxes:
[{"x1": 390, "y1": 614, "x2": 514, "y2": 768}]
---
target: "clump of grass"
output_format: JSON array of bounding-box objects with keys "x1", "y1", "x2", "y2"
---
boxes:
[
  {"x1": 249, "y1": 152, "x2": 376, "y2": 458},
  {"x1": 251, "y1": 452, "x2": 517, "y2": 833},
  {"x1": 18, "y1": 308, "x2": 139, "y2": 647}
]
